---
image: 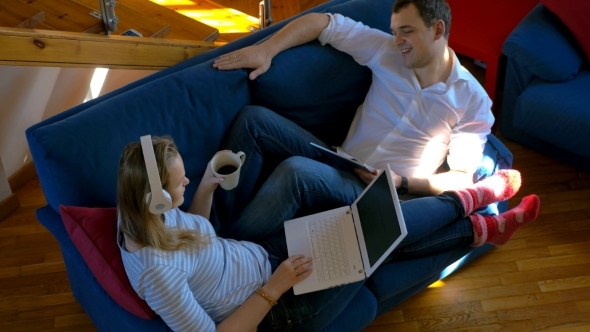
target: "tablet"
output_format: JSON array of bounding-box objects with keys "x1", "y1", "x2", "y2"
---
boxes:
[{"x1": 310, "y1": 142, "x2": 375, "y2": 173}]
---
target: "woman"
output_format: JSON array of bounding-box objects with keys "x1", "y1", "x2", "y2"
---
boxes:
[{"x1": 117, "y1": 136, "x2": 538, "y2": 332}]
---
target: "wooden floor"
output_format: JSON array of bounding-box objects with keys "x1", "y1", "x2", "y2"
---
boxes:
[
  {"x1": 2, "y1": 132, "x2": 590, "y2": 331},
  {"x1": 3, "y1": 66, "x2": 590, "y2": 331},
  {"x1": 3, "y1": 1, "x2": 590, "y2": 331}
]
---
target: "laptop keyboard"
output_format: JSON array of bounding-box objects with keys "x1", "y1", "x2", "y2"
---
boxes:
[{"x1": 308, "y1": 216, "x2": 351, "y2": 282}]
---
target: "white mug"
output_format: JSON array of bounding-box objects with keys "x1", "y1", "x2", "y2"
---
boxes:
[{"x1": 210, "y1": 151, "x2": 246, "y2": 190}]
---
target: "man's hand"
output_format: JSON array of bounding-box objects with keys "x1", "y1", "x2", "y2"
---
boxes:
[
  {"x1": 212, "y1": 44, "x2": 273, "y2": 80},
  {"x1": 355, "y1": 168, "x2": 403, "y2": 189},
  {"x1": 212, "y1": 13, "x2": 330, "y2": 80},
  {"x1": 354, "y1": 167, "x2": 379, "y2": 185}
]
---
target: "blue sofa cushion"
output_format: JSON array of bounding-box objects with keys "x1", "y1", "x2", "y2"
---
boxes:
[
  {"x1": 513, "y1": 71, "x2": 590, "y2": 160},
  {"x1": 249, "y1": 0, "x2": 396, "y2": 146},
  {"x1": 502, "y1": 4, "x2": 583, "y2": 82},
  {"x1": 475, "y1": 135, "x2": 513, "y2": 182},
  {"x1": 26, "y1": 63, "x2": 250, "y2": 212},
  {"x1": 249, "y1": 41, "x2": 371, "y2": 146}
]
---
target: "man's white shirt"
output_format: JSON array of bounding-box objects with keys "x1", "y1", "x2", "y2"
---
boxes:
[{"x1": 319, "y1": 13, "x2": 494, "y2": 178}]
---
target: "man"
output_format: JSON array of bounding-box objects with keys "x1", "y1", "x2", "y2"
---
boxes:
[{"x1": 212, "y1": 0, "x2": 495, "y2": 238}]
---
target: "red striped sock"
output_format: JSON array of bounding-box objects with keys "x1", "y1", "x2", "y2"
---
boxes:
[
  {"x1": 470, "y1": 194, "x2": 540, "y2": 246},
  {"x1": 451, "y1": 169, "x2": 521, "y2": 216}
]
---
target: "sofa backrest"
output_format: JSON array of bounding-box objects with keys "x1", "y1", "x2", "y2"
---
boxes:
[
  {"x1": 26, "y1": 0, "x2": 400, "y2": 213},
  {"x1": 502, "y1": 4, "x2": 585, "y2": 82},
  {"x1": 27, "y1": 62, "x2": 251, "y2": 212},
  {"x1": 249, "y1": 0, "x2": 397, "y2": 146},
  {"x1": 26, "y1": 0, "x2": 512, "y2": 216}
]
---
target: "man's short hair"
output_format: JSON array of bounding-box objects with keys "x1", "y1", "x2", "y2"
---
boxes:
[{"x1": 392, "y1": 0, "x2": 452, "y2": 39}]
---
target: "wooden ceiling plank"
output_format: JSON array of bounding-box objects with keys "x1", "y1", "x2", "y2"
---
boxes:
[
  {"x1": 18, "y1": 0, "x2": 103, "y2": 32},
  {"x1": 0, "y1": 0, "x2": 46, "y2": 28}
]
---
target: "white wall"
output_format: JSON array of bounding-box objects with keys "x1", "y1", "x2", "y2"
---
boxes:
[
  {"x1": 0, "y1": 158, "x2": 11, "y2": 201},
  {"x1": 0, "y1": 66, "x2": 155, "y2": 201}
]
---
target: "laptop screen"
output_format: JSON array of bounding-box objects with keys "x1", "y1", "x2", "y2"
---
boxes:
[{"x1": 355, "y1": 172, "x2": 403, "y2": 266}]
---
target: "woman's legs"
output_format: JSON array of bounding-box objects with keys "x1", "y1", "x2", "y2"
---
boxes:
[
  {"x1": 450, "y1": 169, "x2": 522, "y2": 216},
  {"x1": 220, "y1": 156, "x2": 366, "y2": 241},
  {"x1": 223, "y1": 157, "x2": 533, "y2": 252},
  {"x1": 253, "y1": 170, "x2": 540, "y2": 330},
  {"x1": 390, "y1": 195, "x2": 540, "y2": 259},
  {"x1": 214, "y1": 106, "x2": 330, "y2": 227},
  {"x1": 389, "y1": 195, "x2": 475, "y2": 260},
  {"x1": 389, "y1": 170, "x2": 533, "y2": 258},
  {"x1": 470, "y1": 194, "x2": 540, "y2": 246}
]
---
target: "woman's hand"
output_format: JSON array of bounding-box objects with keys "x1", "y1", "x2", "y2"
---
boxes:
[
  {"x1": 263, "y1": 255, "x2": 313, "y2": 299},
  {"x1": 189, "y1": 152, "x2": 226, "y2": 218},
  {"x1": 196, "y1": 158, "x2": 225, "y2": 195},
  {"x1": 212, "y1": 44, "x2": 273, "y2": 80},
  {"x1": 217, "y1": 255, "x2": 312, "y2": 332}
]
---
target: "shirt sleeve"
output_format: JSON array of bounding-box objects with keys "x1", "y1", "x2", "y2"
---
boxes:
[
  {"x1": 318, "y1": 13, "x2": 391, "y2": 66},
  {"x1": 447, "y1": 89, "x2": 494, "y2": 174},
  {"x1": 139, "y1": 264, "x2": 216, "y2": 332}
]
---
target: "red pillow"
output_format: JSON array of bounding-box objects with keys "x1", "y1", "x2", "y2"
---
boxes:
[
  {"x1": 541, "y1": 0, "x2": 590, "y2": 61},
  {"x1": 59, "y1": 205, "x2": 156, "y2": 319}
]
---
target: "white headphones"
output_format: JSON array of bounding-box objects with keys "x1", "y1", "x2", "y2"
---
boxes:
[{"x1": 140, "y1": 135, "x2": 172, "y2": 214}]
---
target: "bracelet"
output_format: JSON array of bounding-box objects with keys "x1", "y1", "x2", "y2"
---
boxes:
[{"x1": 255, "y1": 288, "x2": 278, "y2": 307}]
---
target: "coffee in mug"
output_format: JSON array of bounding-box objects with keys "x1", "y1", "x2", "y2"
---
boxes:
[{"x1": 216, "y1": 165, "x2": 238, "y2": 175}]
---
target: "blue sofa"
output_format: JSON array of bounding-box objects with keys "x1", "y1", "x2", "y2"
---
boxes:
[
  {"x1": 26, "y1": 0, "x2": 513, "y2": 330},
  {"x1": 499, "y1": 3, "x2": 590, "y2": 172}
]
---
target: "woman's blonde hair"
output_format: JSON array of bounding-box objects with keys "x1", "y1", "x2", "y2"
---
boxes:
[{"x1": 117, "y1": 136, "x2": 207, "y2": 251}]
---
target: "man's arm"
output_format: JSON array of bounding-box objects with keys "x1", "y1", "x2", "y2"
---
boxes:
[
  {"x1": 405, "y1": 170, "x2": 473, "y2": 195},
  {"x1": 212, "y1": 13, "x2": 330, "y2": 80}
]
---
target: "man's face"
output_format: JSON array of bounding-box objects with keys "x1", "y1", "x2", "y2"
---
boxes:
[{"x1": 390, "y1": 4, "x2": 438, "y2": 69}]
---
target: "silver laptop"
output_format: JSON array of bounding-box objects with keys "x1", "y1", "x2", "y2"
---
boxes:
[{"x1": 284, "y1": 165, "x2": 408, "y2": 295}]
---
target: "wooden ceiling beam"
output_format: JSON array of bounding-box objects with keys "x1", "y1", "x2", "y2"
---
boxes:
[{"x1": 0, "y1": 27, "x2": 219, "y2": 70}]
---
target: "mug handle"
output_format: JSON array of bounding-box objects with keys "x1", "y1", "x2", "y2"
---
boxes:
[{"x1": 236, "y1": 151, "x2": 246, "y2": 164}]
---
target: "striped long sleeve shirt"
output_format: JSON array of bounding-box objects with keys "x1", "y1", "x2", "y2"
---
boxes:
[{"x1": 118, "y1": 208, "x2": 272, "y2": 331}]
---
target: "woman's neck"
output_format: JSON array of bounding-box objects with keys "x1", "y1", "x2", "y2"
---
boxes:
[{"x1": 123, "y1": 233, "x2": 145, "y2": 252}]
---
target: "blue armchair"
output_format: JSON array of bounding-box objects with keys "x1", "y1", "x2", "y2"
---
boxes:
[{"x1": 499, "y1": 3, "x2": 590, "y2": 172}]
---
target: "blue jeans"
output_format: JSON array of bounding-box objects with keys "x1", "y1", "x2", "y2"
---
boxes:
[
  {"x1": 213, "y1": 105, "x2": 332, "y2": 227},
  {"x1": 258, "y1": 232, "x2": 371, "y2": 332},
  {"x1": 214, "y1": 106, "x2": 475, "y2": 331},
  {"x1": 227, "y1": 155, "x2": 474, "y2": 258},
  {"x1": 216, "y1": 106, "x2": 474, "y2": 255}
]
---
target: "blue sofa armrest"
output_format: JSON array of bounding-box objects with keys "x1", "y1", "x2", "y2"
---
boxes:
[{"x1": 502, "y1": 4, "x2": 583, "y2": 82}]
